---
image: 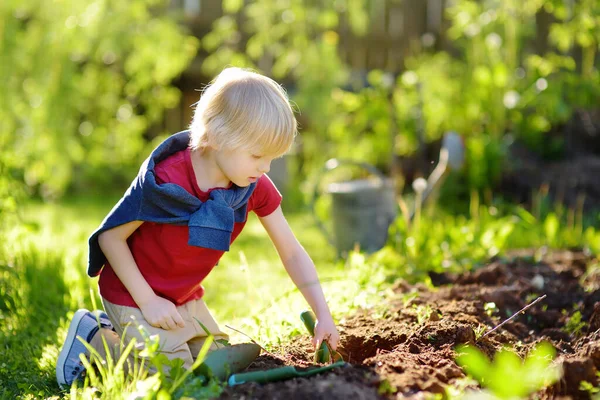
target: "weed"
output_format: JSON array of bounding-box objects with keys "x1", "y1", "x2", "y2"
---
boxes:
[
  {"x1": 525, "y1": 293, "x2": 541, "y2": 304},
  {"x1": 413, "y1": 304, "x2": 434, "y2": 325},
  {"x1": 484, "y1": 302, "x2": 498, "y2": 317},
  {"x1": 563, "y1": 310, "x2": 587, "y2": 336},
  {"x1": 75, "y1": 323, "x2": 222, "y2": 399},
  {"x1": 194, "y1": 317, "x2": 231, "y2": 348},
  {"x1": 455, "y1": 341, "x2": 561, "y2": 399},
  {"x1": 402, "y1": 289, "x2": 419, "y2": 308},
  {"x1": 474, "y1": 324, "x2": 488, "y2": 340},
  {"x1": 579, "y1": 380, "x2": 600, "y2": 396},
  {"x1": 377, "y1": 378, "x2": 397, "y2": 395}
]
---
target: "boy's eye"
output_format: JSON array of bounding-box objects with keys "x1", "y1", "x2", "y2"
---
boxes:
[{"x1": 252, "y1": 154, "x2": 263, "y2": 159}]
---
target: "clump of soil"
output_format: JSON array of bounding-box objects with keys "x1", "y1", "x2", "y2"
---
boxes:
[{"x1": 219, "y1": 249, "x2": 600, "y2": 399}]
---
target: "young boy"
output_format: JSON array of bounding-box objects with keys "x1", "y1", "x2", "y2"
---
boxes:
[{"x1": 56, "y1": 67, "x2": 340, "y2": 389}]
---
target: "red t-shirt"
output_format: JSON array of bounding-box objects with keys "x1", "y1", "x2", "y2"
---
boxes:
[{"x1": 98, "y1": 148, "x2": 282, "y2": 307}]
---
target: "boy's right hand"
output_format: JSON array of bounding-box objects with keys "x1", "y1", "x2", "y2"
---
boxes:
[{"x1": 139, "y1": 295, "x2": 185, "y2": 330}]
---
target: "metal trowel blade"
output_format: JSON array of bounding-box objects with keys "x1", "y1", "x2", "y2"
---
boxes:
[{"x1": 194, "y1": 343, "x2": 261, "y2": 380}]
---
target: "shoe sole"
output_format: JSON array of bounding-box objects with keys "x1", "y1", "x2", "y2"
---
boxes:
[{"x1": 56, "y1": 309, "x2": 89, "y2": 390}]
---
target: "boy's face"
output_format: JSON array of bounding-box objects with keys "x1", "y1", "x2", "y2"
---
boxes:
[{"x1": 214, "y1": 147, "x2": 274, "y2": 187}]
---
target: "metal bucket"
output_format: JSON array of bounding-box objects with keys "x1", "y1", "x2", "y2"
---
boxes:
[{"x1": 311, "y1": 159, "x2": 397, "y2": 255}]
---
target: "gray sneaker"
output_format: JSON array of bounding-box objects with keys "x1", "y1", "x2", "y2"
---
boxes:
[
  {"x1": 91, "y1": 309, "x2": 114, "y2": 331},
  {"x1": 56, "y1": 309, "x2": 109, "y2": 389}
]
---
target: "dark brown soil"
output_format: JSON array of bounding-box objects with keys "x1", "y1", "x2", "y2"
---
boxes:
[{"x1": 218, "y1": 249, "x2": 600, "y2": 399}]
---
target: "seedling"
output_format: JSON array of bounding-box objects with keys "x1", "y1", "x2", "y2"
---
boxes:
[
  {"x1": 455, "y1": 341, "x2": 561, "y2": 399},
  {"x1": 563, "y1": 310, "x2": 586, "y2": 336},
  {"x1": 580, "y1": 380, "x2": 600, "y2": 395},
  {"x1": 377, "y1": 379, "x2": 397, "y2": 395},
  {"x1": 413, "y1": 304, "x2": 434, "y2": 325},
  {"x1": 195, "y1": 318, "x2": 230, "y2": 348},
  {"x1": 484, "y1": 302, "x2": 498, "y2": 317},
  {"x1": 474, "y1": 324, "x2": 487, "y2": 341},
  {"x1": 480, "y1": 295, "x2": 546, "y2": 339},
  {"x1": 525, "y1": 293, "x2": 540, "y2": 304},
  {"x1": 402, "y1": 289, "x2": 419, "y2": 308}
]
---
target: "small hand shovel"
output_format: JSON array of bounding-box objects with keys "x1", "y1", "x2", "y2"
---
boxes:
[
  {"x1": 225, "y1": 311, "x2": 347, "y2": 386},
  {"x1": 228, "y1": 360, "x2": 346, "y2": 386},
  {"x1": 194, "y1": 343, "x2": 261, "y2": 381},
  {"x1": 300, "y1": 310, "x2": 344, "y2": 364}
]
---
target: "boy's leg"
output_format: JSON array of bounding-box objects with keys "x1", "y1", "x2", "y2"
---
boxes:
[
  {"x1": 56, "y1": 309, "x2": 114, "y2": 389},
  {"x1": 102, "y1": 298, "x2": 198, "y2": 370},
  {"x1": 185, "y1": 298, "x2": 230, "y2": 361},
  {"x1": 88, "y1": 326, "x2": 127, "y2": 370}
]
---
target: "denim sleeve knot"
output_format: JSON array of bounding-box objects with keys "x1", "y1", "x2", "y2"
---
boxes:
[{"x1": 87, "y1": 130, "x2": 256, "y2": 277}]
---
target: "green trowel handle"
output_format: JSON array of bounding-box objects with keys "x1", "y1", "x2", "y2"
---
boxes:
[
  {"x1": 300, "y1": 310, "x2": 317, "y2": 336},
  {"x1": 228, "y1": 366, "x2": 298, "y2": 385},
  {"x1": 228, "y1": 361, "x2": 347, "y2": 386},
  {"x1": 300, "y1": 310, "x2": 331, "y2": 363}
]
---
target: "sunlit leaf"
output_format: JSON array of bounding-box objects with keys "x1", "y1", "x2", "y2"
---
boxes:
[{"x1": 223, "y1": 0, "x2": 244, "y2": 13}]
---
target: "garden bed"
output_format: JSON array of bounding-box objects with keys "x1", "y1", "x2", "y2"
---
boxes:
[{"x1": 219, "y1": 249, "x2": 600, "y2": 399}]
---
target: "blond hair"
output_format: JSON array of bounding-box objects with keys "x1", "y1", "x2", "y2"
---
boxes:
[{"x1": 189, "y1": 67, "x2": 297, "y2": 157}]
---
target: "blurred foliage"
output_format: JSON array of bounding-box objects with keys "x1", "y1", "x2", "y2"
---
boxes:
[
  {"x1": 455, "y1": 341, "x2": 561, "y2": 399},
  {"x1": 1, "y1": 0, "x2": 598, "y2": 210},
  {"x1": 0, "y1": 0, "x2": 198, "y2": 204},
  {"x1": 199, "y1": 0, "x2": 372, "y2": 171},
  {"x1": 334, "y1": 0, "x2": 600, "y2": 191},
  {"x1": 327, "y1": 71, "x2": 397, "y2": 172},
  {"x1": 372, "y1": 192, "x2": 600, "y2": 281},
  {"x1": 200, "y1": 0, "x2": 599, "y2": 195}
]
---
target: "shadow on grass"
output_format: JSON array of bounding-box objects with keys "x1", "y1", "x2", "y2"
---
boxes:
[{"x1": 0, "y1": 245, "x2": 71, "y2": 398}]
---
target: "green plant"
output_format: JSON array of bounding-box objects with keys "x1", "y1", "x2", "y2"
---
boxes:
[
  {"x1": 377, "y1": 378, "x2": 397, "y2": 395},
  {"x1": 393, "y1": 0, "x2": 600, "y2": 194},
  {"x1": 474, "y1": 324, "x2": 488, "y2": 341},
  {"x1": 194, "y1": 317, "x2": 231, "y2": 348},
  {"x1": 76, "y1": 324, "x2": 223, "y2": 399},
  {"x1": 563, "y1": 310, "x2": 587, "y2": 336},
  {"x1": 580, "y1": 380, "x2": 600, "y2": 396},
  {"x1": 325, "y1": 70, "x2": 397, "y2": 172},
  {"x1": 76, "y1": 332, "x2": 149, "y2": 398},
  {"x1": 201, "y1": 0, "x2": 370, "y2": 175},
  {"x1": 362, "y1": 191, "x2": 600, "y2": 290},
  {"x1": 401, "y1": 289, "x2": 419, "y2": 308},
  {"x1": 484, "y1": 302, "x2": 498, "y2": 317},
  {"x1": 413, "y1": 304, "x2": 434, "y2": 325},
  {"x1": 0, "y1": 0, "x2": 199, "y2": 199},
  {"x1": 456, "y1": 341, "x2": 561, "y2": 399}
]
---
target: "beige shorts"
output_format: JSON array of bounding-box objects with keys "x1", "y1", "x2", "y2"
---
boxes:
[{"x1": 101, "y1": 297, "x2": 229, "y2": 370}]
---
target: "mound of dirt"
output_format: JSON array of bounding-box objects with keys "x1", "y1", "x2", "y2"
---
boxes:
[{"x1": 219, "y1": 249, "x2": 600, "y2": 399}]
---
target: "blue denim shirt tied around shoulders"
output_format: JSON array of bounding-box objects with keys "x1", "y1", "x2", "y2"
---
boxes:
[{"x1": 87, "y1": 130, "x2": 256, "y2": 277}]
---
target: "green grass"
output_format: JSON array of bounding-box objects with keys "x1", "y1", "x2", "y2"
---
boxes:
[
  {"x1": 0, "y1": 195, "x2": 357, "y2": 399},
  {"x1": 1, "y1": 194, "x2": 599, "y2": 399}
]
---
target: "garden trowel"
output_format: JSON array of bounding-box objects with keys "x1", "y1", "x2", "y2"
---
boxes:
[
  {"x1": 300, "y1": 310, "x2": 344, "y2": 364},
  {"x1": 227, "y1": 360, "x2": 347, "y2": 386},
  {"x1": 194, "y1": 342, "x2": 261, "y2": 380},
  {"x1": 226, "y1": 311, "x2": 347, "y2": 386}
]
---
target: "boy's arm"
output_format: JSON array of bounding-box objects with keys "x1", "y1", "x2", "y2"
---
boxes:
[
  {"x1": 258, "y1": 206, "x2": 340, "y2": 350},
  {"x1": 98, "y1": 221, "x2": 185, "y2": 330}
]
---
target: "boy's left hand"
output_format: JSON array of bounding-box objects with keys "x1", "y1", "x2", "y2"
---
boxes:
[{"x1": 312, "y1": 317, "x2": 340, "y2": 351}]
